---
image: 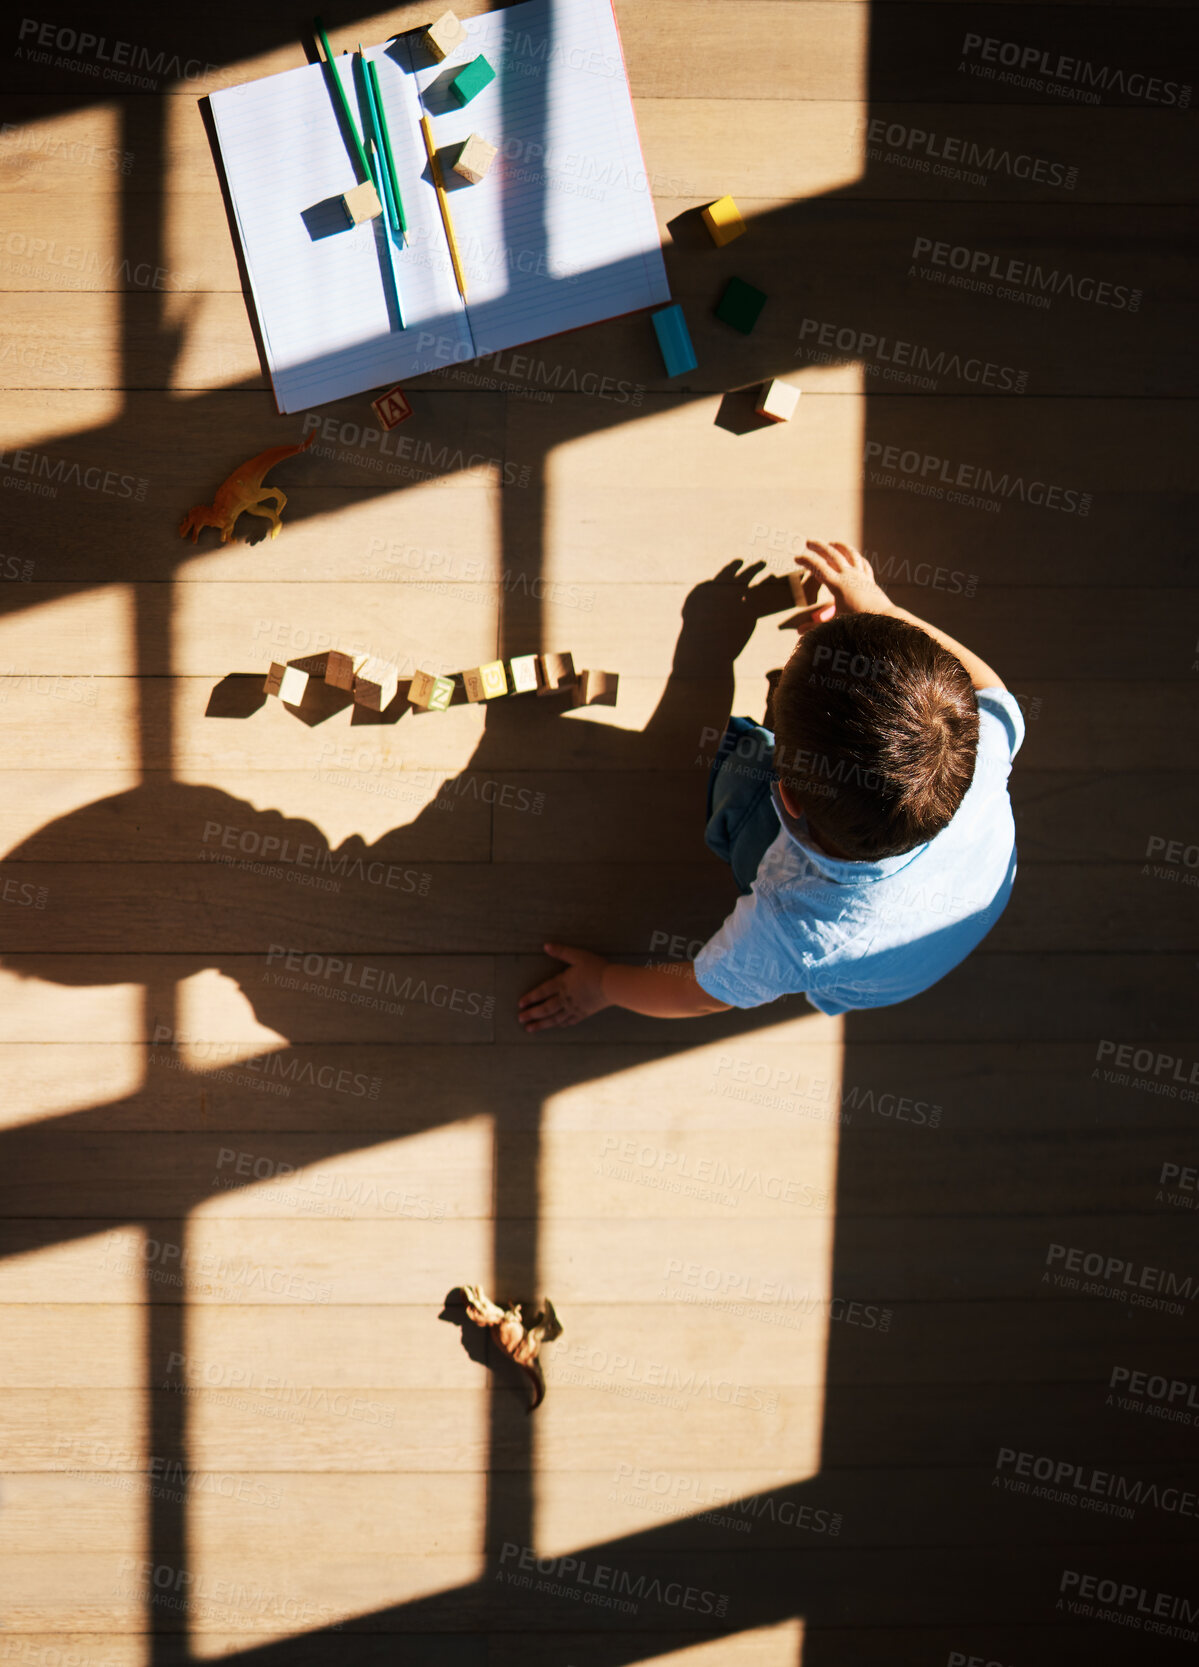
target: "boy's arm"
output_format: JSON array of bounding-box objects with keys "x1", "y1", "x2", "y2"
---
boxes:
[
  {"x1": 801, "y1": 541, "x2": 1006, "y2": 691},
  {"x1": 518, "y1": 944, "x2": 731, "y2": 1031}
]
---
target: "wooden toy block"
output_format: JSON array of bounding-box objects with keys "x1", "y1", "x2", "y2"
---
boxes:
[
  {"x1": 715, "y1": 276, "x2": 767, "y2": 335},
  {"x1": 371, "y1": 385, "x2": 412, "y2": 430},
  {"x1": 426, "y1": 675, "x2": 455, "y2": 710},
  {"x1": 449, "y1": 54, "x2": 496, "y2": 106},
  {"x1": 320, "y1": 650, "x2": 357, "y2": 690},
  {"x1": 341, "y1": 180, "x2": 382, "y2": 225},
  {"x1": 479, "y1": 659, "x2": 508, "y2": 698},
  {"x1": 410, "y1": 671, "x2": 457, "y2": 710},
  {"x1": 651, "y1": 303, "x2": 697, "y2": 378},
  {"x1": 453, "y1": 132, "x2": 497, "y2": 184},
  {"x1": 755, "y1": 379, "x2": 801, "y2": 423},
  {"x1": 701, "y1": 195, "x2": 745, "y2": 247},
  {"x1": 537, "y1": 652, "x2": 577, "y2": 693},
  {"x1": 787, "y1": 570, "x2": 834, "y2": 615},
  {"x1": 352, "y1": 656, "x2": 400, "y2": 711},
  {"x1": 507, "y1": 654, "x2": 542, "y2": 694},
  {"x1": 424, "y1": 8, "x2": 467, "y2": 61},
  {"x1": 570, "y1": 669, "x2": 619, "y2": 707},
  {"x1": 264, "y1": 662, "x2": 309, "y2": 706},
  {"x1": 462, "y1": 659, "x2": 508, "y2": 702}
]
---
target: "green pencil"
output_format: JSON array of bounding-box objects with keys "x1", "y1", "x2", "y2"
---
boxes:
[
  {"x1": 364, "y1": 54, "x2": 407, "y2": 241},
  {"x1": 314, "y1": 16, "x2": 370, "y2": 182}
]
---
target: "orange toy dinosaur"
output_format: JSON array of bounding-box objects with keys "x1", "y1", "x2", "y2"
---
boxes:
[
  {"x1": 462, "y1": 1284, "x2": 563, "y2": 1411},
  {"x1": 178, "y1": 431, "x2": 315, "y2": 545}
]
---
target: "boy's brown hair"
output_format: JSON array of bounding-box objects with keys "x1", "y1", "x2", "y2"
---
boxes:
[{"x1": 772, "y1": 614, "x2": 979, "y2": 860}]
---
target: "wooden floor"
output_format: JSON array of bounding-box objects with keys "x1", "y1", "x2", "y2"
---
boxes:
[{"x1": 2, "y1": 1, "x2": 1197, "y2": 1663}]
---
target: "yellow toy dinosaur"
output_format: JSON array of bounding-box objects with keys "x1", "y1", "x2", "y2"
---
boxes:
[
  {"x1": 462, "y1": 1283, "x2": 563, "y2": 1411},
  {"x1": 178, "y1": 431, "x2": 315, "y2": 545}
]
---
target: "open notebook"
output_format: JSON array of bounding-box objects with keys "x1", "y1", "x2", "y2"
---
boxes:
[{"x1": 209, "y1": 0, "x2": 671, "y2": 413}]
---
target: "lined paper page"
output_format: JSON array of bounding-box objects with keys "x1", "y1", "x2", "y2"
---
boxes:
[
  {"x1": 412, "y1": 0, "x2": 670, "y2": 355},
  {"x1": 210, "y1": 54, "x2": 471, "y2": 414}
]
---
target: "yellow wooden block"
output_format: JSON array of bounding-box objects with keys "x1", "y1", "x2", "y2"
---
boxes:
[
  {"x1": 701, "y1": 195, "x2": 745, "y2": 246},
  {"x1": 463, "y1": 660, "x2": 508, "y2": 701}
]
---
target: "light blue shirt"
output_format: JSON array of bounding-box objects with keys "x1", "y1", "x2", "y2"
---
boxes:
[{"x1": 694, "y1": 689, "x2": 1025, "y2": 1015}]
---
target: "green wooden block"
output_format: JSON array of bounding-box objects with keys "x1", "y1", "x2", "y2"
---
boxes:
[
  {"x1": 715, "y1": 276, "x2": 767, "y2": 335},
  {"x1": 449, "y1": 54, "x2": 495, "y2": 106},
  {"x1": 427, "y1": 676, "x2": 455, "y2": 711}
]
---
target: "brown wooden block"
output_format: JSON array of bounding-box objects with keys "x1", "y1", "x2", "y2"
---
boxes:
[
  {"x1": 351, "y1": 655, "x2": 399, "y2": 711},
  {"x1": 424, "y1": 8, "x2": 467, "y2": 61},
  {"x1": 570, "y1": 668, "x2": 619, "y2": 707},
  {"x1": 462, "y1": 660, "x2": 506, "y2": 702},
  {"x1": 318, "y1": 650, "x2": 356, "y2": 690},
  {"x1": 537, "y1": 652, "x2": 577, "y2": 693},
  {"x1": 263, "y1": 662, "x2": 309, "y2": 706}
]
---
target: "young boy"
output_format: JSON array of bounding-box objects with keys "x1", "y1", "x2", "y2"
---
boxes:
[{"x1": 517, "y1": 540, "x2": 1024, "y2": 1029}]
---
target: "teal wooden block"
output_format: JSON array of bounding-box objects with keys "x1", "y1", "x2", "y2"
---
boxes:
[
  {"x1": 651, "y1": 303, "x2": 697, "y2": 377},
  {"x1": 449, "y1": 54, "x2": 496, "y2": 106},
  {"x1": 715, "y1": 276, "x2": 767, "y2": 334}
]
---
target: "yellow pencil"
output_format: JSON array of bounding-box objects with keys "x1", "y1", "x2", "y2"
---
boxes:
[{"x1": 420, "y1": 114, "x2": 467, "y2": 300}]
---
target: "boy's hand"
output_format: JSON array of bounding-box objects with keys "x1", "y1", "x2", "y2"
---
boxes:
[
  {"x1": 518, "y1": 943, "x2": 611, "y2": 1032},
  {"x1": 799, "y1": 541, "x2": 894, "y2": 616}
]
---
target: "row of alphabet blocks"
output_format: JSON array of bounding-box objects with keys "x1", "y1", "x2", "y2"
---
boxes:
[{"x1": 266, "y1": 649, "x2": 617, "y2": 713}]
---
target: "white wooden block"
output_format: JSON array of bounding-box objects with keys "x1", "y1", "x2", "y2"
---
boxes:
[
  {"x1": 507, "y1": 654, "x2": 541, "y2": 694},
  {"x1": 352, "y1": 656, "x2": 399, "y2": 711},
  {"x1": 264, "y1": 663, "x2": 309, "y2": 706},
  {"x1": 755, "y1": 379, "x2": 801, "y2": 423},
  {"x1": 424, "y1": 9, "x2": 467, "y2": 61}
]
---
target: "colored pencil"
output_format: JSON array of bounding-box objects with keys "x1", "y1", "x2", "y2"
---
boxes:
[
  {"x1": 314, "y1": 16, "x2": 370, "y2": 181},
  {"x1": 420, "y1": 114, "x2": 467, "y2": 300},
  {"x1": 364, "y1": 53, "x2": 407, "y2": 240},
  {"x1": 356, "y1": 46, "x2": 401, "y2": 236}
]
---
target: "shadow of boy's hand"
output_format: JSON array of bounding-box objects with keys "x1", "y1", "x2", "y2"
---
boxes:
[{"x1": 679, "y1": 560, "x2": 792, "y2": 665}]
